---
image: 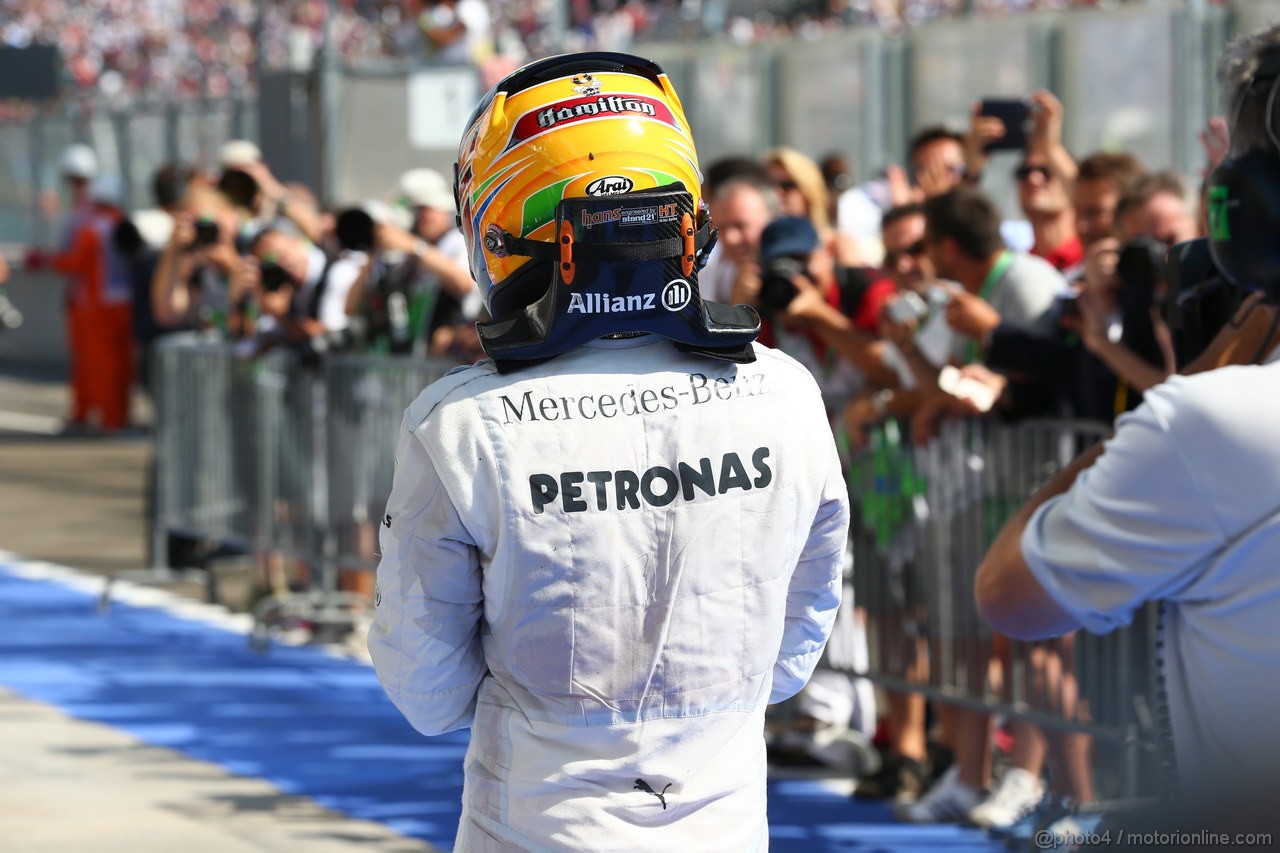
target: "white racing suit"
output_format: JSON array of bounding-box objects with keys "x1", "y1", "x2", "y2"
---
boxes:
[{"x1": 369, "y1": 334, "x2": 850, "y2": 852}]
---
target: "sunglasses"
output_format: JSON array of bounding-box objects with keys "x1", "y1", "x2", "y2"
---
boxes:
[
  {"x1": 773, "y1": 179, "x2": 799, "y2": 192},
  {"x1": 884, "y1": 239, "x2": 926, "y2": 267},
  {"x1": 1015, "y1": 164, "x2": 1051, "y2": 182}
]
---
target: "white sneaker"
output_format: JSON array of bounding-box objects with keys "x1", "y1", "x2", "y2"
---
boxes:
[
  {"x1": 893, "y1": 765, "x2": 982, "y2": 824},
  {"x1": 968, "y1": 766, "x2": 1044, "y2": 829}
]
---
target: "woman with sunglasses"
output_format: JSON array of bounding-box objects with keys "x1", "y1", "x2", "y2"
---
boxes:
[{"x1": 766, "y1": 147, "x2": 871, "y2": 267}]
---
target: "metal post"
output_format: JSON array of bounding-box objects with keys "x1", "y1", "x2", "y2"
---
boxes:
[
  {"x1": 548, "y1": 0, "x2": 568, "y2": 55},
  {"x1": 111, "y1": 110, "x2": 134, "y2": 210},
  {"x1": 317, "y1": 0, "x2": 340, "y2": 206},
  {"x1": 151, "y1": 346, "x2": 171, "y2": 569},
  {"x1": 165, "y1": 102, "x2": 180, "y2": 166},
  {"x1": 861, "y1": 34, "x2": 885, "y2": 182},
  {"x1": 28, "y1": 111, "x2": 48, "y2": 247}
]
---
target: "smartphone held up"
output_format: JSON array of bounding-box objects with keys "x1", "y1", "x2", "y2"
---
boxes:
[{"x1": 978, "y1": 98, "x2": 1031, "y2": 152}]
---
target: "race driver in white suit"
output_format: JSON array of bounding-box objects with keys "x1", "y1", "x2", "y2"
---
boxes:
[{"x1": 369, "y1": 52, "x2": 851, "y2": 851}]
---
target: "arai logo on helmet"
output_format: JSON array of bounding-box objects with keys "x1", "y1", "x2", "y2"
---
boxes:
[{"x1": 585, "y1": 176, "x2": 634, "y2": 197}]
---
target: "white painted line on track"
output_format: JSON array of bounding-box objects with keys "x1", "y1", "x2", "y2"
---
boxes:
[{"x1": 0, "y1": 409, "x2": 61, "y2": 434}]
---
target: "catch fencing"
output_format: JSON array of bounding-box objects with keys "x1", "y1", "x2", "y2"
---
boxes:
[{"x1": 152, "y1": 340, "x2": 1159, "y2": 793}]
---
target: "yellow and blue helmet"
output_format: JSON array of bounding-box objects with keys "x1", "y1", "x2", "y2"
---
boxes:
[{"x1": 454, "y1": 52, "x2": 759, "y2": 369}]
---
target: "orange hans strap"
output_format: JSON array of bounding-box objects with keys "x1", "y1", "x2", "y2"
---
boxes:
[
  {"x1": 681, "y1": 213, "x2": 695, "y2": 278},
  {"x1": 559, "y1": 219, "x2": 576, "y2": 285}
]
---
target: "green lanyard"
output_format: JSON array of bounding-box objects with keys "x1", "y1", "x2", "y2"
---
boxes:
[{"x1": 964, "y1": 250, "x2": 1015, "y2": 365}]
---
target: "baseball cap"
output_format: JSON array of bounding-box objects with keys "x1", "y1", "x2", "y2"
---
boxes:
[
  {"x1": 59, "y1": 144, "x2": 99, "y2": 180},
  {"x1": 363, "y1": 198, "x2": 413, "y2": 231},
  {"x1": 398, "y1": 168, "x2": 456, "y2": 213},
  {"x1": 219, "y1": 139, "x2": 263, "y2": 169},
  {"x1": 759, "y1": 216, "x2": 820, "y2": 261}
]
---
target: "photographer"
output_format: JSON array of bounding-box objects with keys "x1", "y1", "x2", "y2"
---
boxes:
[
  {"x1": 239, "y1": 222, "x2": 359, "y2": 359},
  {"x1": 216, "y1": 141, "x2": 325, "y2": 246},
  {"x1": 942, "y1": 154, "x2": 1148, "y2": 422},
  {"x1": 759, "y1": 215, "x2": 899, "y2": 395},
  {"x1": 1075, "y1": 172, "x2": 1195, "y2": 402},
  {"x1": 977, "y1": 27, "x2": 1280, "y2": 832},
  {"x1": 345, "y1": 168, "x2": 475, "y2": 359},
  {"x1": 701, "y1": 172, "x2": 777, "y2": 306},
  {"x1": 152, "y1": 186, "x2": 244, "y2": 339}
]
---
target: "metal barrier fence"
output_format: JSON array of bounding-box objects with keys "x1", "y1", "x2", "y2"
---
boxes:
[
  {"x1": 153, "y1": 340, "x2": 1158, "y2": 787},
  {"x1": 845, "y1": 415, "x2": 1158, "y2": 795},
  {"x1": 151, "y1": 337, "x2": 456, "y2": 593}
]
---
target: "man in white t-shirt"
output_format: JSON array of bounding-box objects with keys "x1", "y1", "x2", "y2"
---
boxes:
[{"x1": 978, "y1": 293, "x2": 1280, "y2": 810}]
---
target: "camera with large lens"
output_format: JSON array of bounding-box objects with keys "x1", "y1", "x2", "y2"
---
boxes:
[
  {"x1": 193, "y1": 218, "x2": 220, "y2": 248},
  {"x1": 1116, "y1": 237, "x2": 1168, "y2": 310},
  {"x1": 758, "y1": 257, "x2": 805, "y2": 313}
]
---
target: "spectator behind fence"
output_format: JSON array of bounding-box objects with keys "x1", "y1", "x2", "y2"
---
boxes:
[
  {"x1": 766, "y1": 147, "x2": 867, "y2": 267},
  {"x1": 823, "y1": 152, "x2": 888, "y2": 262},
  {"x1": 346, "y1": 167, "x2": 478, "y2": 361},
  {"x1": 846, "y1": 203, "x2": 952, "y2": 448},
  {"x1": 1008, "y1": 92, "x2": 1084, "y2": 273},
  {"x1": 758, "y1": 215, "x2": 898, "y2": 395},
  {"x1": 241, "y1": 220, "x2": 357, "y2": 359},
  {"x1": 696, "y1": 156, "x2": 772, "y2": 307},
  {"x1": 700, "y1": 174, "x2": 777, "y2": 306},
  {"x1": 216, "y1": 140, "x2": 326, "y2": 247},
  {"x1": 956, "y1": 152, "x2": 1148, "y2": 422},
  {"x1": 977, "y1": 27, "x2": 1280, "y2": 834},
  {"x1": 1073, "y1": 152, "x2": 1146, "y2": 250},
  {"x1": 370, "y1": 51, "x2": 849, "y2": 851},
  {"x1": 152, "y1": 184, "x2": 245, "y2": 342},
  {"x1": 905, "y1": 187, "x2": 1066, "y2": 440},
  {"x1": 895, "y1": 186, "x2": 1067, "y2": 827},
  {"x1": 903, "y1": 123, "x2": 1035, "y2": 253}
]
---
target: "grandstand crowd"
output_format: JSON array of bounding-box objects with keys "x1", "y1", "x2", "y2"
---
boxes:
[
  {"x1": 26, "y1": 56, "x2": 1228, "y2": 844},
  {"x1": 0, "y1": 0, "x2": 1231, "y2": 103}
]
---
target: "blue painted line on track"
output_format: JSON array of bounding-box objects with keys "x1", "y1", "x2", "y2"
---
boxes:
[{"x1": 0, "y1": 563, "x2": 1003, "y2": 851}]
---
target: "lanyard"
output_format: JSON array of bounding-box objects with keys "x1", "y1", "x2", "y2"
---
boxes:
[{"x1": 965, "y1": 251, "x2": 1015, "y2": 365}]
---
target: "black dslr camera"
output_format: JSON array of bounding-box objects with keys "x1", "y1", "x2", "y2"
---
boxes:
[{"x1": 758, "y1": 257, "x2": 806, "y2": 313}]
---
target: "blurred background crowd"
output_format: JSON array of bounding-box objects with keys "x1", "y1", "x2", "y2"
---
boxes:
[{"x1": 0, "y1": 0, "x2": 1232, "y2": 105}]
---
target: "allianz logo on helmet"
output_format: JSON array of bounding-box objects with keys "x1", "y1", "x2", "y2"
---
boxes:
[
  {"x1": 568, "y1": 292, "x2": 656, "y2": 314},
  {"x1": 566, "y1": 280, "x2": 692, "y2": 315}
]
